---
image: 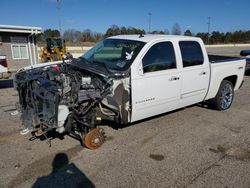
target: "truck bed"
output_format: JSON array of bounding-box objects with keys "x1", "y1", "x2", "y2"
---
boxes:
[
  {"x1": 208, "y1": 54, "x2": 241, "y2": 63},
  {"x1": 205, "y1": 57, "x2": 246, "y2": 100}
]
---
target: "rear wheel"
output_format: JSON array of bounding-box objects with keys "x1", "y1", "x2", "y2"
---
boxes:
[{"x1": 210, "y1": 80, "x2": 234, "y2": 111}]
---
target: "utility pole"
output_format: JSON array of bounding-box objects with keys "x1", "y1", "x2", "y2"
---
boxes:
[
  {"x1": 57, "y1": 0, "x2": 62, "y2": 36},
  {"x1": 207, "y1": 17, "x2": 211, "y2": 44},
  {"x1": 148, "y1": 12, "x2": 152, "y2": 33}
]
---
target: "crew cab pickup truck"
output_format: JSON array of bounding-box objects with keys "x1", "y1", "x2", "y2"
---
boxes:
[{"x1": 14, "y1": 35, "x2": 246, "y2": 149}]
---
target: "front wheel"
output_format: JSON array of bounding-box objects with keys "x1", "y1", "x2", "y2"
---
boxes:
[{"x1": 210, "y1": 80, "x2": 234, "y2": 111}]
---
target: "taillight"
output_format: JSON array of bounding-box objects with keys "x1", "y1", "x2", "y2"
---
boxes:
[{"x1": 0, "y1": 57, "x2": 7, "y2": 68}]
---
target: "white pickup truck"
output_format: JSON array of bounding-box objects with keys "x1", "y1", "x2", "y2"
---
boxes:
[{"x1": 14, "y1": 35, "x2": 245, "y2": 149}]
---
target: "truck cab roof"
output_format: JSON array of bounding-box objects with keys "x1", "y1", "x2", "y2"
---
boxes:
[{"x1": 108, "y1": 34, "x2": 201, "y2": 43}]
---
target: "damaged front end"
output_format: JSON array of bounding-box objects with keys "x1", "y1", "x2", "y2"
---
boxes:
[
  {"x1": 14, "y1": 61, "x2": 124, "y2": 148},
  {"x1": 15, "y1": 38, "x2": 144, "y2": 149}
]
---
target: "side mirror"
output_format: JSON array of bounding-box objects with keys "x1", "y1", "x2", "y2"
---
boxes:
[{"x1": 240, "y1": 50, "x2": 250, "y2": 56}]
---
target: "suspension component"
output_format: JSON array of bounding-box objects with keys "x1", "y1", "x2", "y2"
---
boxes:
[{"x1": 83, "y1": 128, "x2": 105, "y2": 150}]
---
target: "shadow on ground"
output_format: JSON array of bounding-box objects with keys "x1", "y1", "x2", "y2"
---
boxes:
[
  {"x1": 32, "y1": 153, "x2": 95, "y2": 188},
  {"x1": 0, "y1": 79, "x2": 13, "y2": 88},
  {"x1": 7, "y1": 145, "x2": 88, "y2": 188}
]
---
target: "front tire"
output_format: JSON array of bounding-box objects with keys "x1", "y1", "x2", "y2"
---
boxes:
[{"x1": 210, "y1": 80, "x2": 234, "y2": 111}]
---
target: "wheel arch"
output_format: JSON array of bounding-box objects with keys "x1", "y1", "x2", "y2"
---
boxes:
[
  {"x1": 223, "y1": 75, "x2": 238, "y2": 89},
  {"x1": 209, "y1": 79, "x2": 235, "y2": 111}
]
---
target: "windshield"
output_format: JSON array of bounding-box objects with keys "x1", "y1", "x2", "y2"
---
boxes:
[{"x1": 81, "y1": 39, "x2": 145, "y2": 71}]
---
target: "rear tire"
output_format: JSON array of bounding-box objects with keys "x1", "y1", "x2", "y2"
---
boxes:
[{"x1": 210, "y1": 80, "x2": 234, "y2": 111}]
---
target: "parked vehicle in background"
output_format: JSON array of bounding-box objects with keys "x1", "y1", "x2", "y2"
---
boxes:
[
  {"x1": 240, "y1": 50, "x2": 250, "y2": 72},
  {"x1": 14, "y1": 35, "x2": 246, "y2": 149},
  {"x1": 0, "y1": 55, "x2": 10, "y2": 79}
]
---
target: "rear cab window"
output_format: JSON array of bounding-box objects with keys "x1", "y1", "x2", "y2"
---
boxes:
[
  {"x1": 142, "y1": 42, "x2": 176, "y2": 73},
  {"x1": 179, "y1": 41, "x2": 204, "y2": 67}
]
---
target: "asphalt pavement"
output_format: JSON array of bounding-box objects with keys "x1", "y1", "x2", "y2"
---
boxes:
[{"x1": 0, "y1": 75, "x2": 250, "y2": 188}]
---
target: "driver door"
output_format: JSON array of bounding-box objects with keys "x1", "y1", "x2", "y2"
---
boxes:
[{"x1": 131, "y1": 41, "x2": 182, "y2": 122}]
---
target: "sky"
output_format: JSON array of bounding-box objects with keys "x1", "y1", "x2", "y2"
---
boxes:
[{"x1": 1, "y1": 0, "x2": 249, "y2": 34}]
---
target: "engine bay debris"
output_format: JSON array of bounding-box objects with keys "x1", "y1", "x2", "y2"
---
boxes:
[{"x1": 15, "y1": 60, "x2": 130, "y2": 148}]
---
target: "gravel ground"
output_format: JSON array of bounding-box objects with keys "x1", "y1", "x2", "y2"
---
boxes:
[{"x1": 0, "y1": 76, "x2": 250, "y2": 187}]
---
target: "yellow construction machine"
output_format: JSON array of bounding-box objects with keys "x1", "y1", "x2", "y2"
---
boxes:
[{"x1": 40, "y1": 38, "x2": 71, "y2": 62}]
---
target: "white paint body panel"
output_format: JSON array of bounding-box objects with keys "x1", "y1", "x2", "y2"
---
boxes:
[
  {"x1": 118, "y1": 35, "x2": 246, "y2": 123},
  {"x1": 180, "y1": 65, "x2": 210, "y2": 107},
  {"x1": 178, "y1": 39, "x2": 211, "y2": 107},
  {"x1": 130, "y1": 38, "x2": 182, "y2": 122},
  {"x1": 131, "y1": 69, "x2": 181, "y2": 122},
  {"x1": 205, "y1": 59, "x2": 245, "y2": 100}
]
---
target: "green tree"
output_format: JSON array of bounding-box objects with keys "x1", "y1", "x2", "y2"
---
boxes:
[
  {"x1": 63, "y1": 29, "x2": 82, "y2": 44},
  {"x1": 224, "y1": 32, "x2": 233, "y2": 43},
  {"x1": 105, "y1": 25, "x2": 145, "y2": 37},
  {"x1": 184, "y1": 29, "x2": 192, "y2": 36},
  {"x1": 210, "y1": 31, "x2": 225, "y2": 44},
  {"x1": 196, "y1": 32, "x2": 209, "y2": 44},
  {"x1": 171, "y1": 23, "x2": 182, "y2": 35},
  {"x1": 150, "y1": 30, "x2": 165, "y2": 34},
  {"x1": 43, "y1": 29, "x2": 61, "y2": 38},
  {"x1": 37, "y1": 29, "x2": 61, "y2": 43},
  {"x1": 164, "y1": 29, "x2": 170, "y2": 35},
  {"x1": 82, "y1": 29, "x2": 93, "y2": 42}
]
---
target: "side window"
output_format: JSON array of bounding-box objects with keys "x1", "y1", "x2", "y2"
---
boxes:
[
  {"x1": 179, "y1": 41, "x2": 204, "y2": 67},
  {"x1": 142, "y1": 42, "x2": 176, "y2": 73}
]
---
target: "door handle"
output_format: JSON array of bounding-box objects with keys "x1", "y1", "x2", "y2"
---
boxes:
[
  {"x1": 169, "y1": 76, "x2": 180, "y2": 81},
  {"x1": 200, "y1": 71, "x2": 206, "y2": 75}
]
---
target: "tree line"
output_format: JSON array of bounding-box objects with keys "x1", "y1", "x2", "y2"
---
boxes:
[
  {"x1": 38, "y1": 24, "x2": 250, "y2": 45},
  {"x1": 196, "y1": 30, "x2": 250, "y2": 44}
]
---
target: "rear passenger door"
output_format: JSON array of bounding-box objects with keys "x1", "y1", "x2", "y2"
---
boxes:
[
  {"x1": 131, "y1": 41, "x2": 181, "y2": 122},
  {"x1": 179, "y1": 41, "x2": 210, "y2": 107}
]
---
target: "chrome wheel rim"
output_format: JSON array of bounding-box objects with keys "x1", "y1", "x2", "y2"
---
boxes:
[{"x1": 220, "y1": 83, "x2": 233, "y2": 110}]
